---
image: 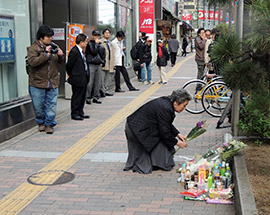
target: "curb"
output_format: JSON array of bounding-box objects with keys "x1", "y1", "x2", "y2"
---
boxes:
[{"x1": 233, "y1": 150, "x2": 258, "y2": 215}]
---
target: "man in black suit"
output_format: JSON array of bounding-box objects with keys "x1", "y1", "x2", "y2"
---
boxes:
[{"x1": 66, "y1": 34, "x2": 90, "y2": 120}]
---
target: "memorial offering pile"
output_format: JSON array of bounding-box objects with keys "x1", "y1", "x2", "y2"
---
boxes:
[{"x1": 177, "y1": 140, "x2": 246, "y2": 204}]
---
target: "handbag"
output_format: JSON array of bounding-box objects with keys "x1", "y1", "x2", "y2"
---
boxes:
[{"x1": 133, "y1": 61, "x2": 141, "y2": 71}]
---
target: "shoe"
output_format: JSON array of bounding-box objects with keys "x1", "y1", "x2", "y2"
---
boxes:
[
  {"x1": 130, "y1": 88, "x2": 140, "y2": 91},
  {"x1": 148, "y1": 81, "x2": 154, "y2": 85},
  {"x1": 80, "y1": 114, "x2": 90, "y2": 119},
  {"x1": 138, "y1": 79, "x2": 141, "y2": 82},
  {"x1": 142, "y1": 81, "x2": 148, "y2": 85},
  {"x1": 163, "y1": 82, "x2": 167, "y2": 85},
  {"x1": 115, "y1": 89, "x2": 125, "y2": 93},
  {"x1": 171, "y1": 64, "x2": 175, "y2": 67},
  {"x1": 71, "y1": 115, "x2": 84, "y2": 120},
  {"x1": 45, "y1": 126, "x2": 54, "y2": 134},
  {"x1": 93, "y1": 98, "x2": 102, "y2": 104},
  {"x1": 86, "y1": 99, "x2": 91, "y2": 105},
  {"x1": 105, "y1": 93, "x2": 114, "y2": 96},
  {"x1": 39, "y1": 124, "x2": 46, "y2": 132}
]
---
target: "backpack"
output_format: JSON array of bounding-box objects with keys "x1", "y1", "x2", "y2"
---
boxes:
[{"x1": 130, "y1": 43, "x2": 138, "y2": 60}]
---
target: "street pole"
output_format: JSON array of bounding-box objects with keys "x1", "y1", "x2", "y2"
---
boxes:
[{"x1": 232, "y1": 0, "x2": 243, "y2": 137}]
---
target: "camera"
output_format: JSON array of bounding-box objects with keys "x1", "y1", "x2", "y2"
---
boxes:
[
  {"x1": 45, "y1": 42, "x2": 58, "y2": 54},
  {"x1": 49, "y1": 42, "x2": 58, "y2": 54}
]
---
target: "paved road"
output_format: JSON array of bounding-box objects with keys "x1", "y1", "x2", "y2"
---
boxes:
[{"x1": 0, "y1": 54, "x2": 234, "y2": 215}]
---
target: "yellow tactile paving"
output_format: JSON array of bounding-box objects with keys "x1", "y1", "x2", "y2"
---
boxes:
[{"x1": 0, "y1": 54, "x2": 194, "y2": 214}]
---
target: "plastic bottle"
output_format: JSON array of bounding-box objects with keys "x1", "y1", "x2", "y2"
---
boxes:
[
  {"x1": 185, "y1": 166, "x2": 191, "y2": 180},
  {"x1": 225, "y1": 163, "x2": 232, "y2": 188},
  {"x1": 207, "y1": 168, "x2": 213, "y2": 190},
  {"x1": 180, "y1": 163, "x2": 186, "y2": 185},
  {"x1": 220, "y1": 161, "x2": 226, "y2": 176}
]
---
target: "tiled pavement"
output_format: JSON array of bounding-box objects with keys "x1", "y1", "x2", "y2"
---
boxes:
[{"x1": 0, "y1": 54, "x2": 234, "y2": 215}]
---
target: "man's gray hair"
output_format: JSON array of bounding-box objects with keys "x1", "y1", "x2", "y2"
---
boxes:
[{"x1": 168, "y1": 88, "x2": 192, "y2": 104}]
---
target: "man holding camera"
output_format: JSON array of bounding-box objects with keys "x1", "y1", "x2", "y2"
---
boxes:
[{"x1": 27, "y1": 25, "x2": 65, "y2": 134}]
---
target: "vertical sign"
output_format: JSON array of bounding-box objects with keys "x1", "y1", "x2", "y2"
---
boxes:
[
  {"x1": 0, "y1": 16, "x2": 15, "y2": 63},
  {"x1": 139, "y1": 0, "x2": 154, "y2": 34},
  {"x1": 67, "y1": 24, "x2": 83, "y2": 54}
]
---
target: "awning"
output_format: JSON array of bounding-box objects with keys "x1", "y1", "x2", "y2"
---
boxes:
[{"x1": 182, "y1": 21, "x2": 193, "y2": 30}]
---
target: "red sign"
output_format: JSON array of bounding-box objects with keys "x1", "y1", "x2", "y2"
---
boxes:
[
  {"x1": 182, "y1": 13, "x2": 192, "y2": 21},
  {"x1": 139, "y1": 0, "x2": 154, "y2": 34},
  {"x1": 198, "y1": 10, "x2": 223, "y2": 21}
]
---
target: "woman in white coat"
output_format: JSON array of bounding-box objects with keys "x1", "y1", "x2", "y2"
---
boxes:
[{"x1": 111, "y1": 31, "x2": 139, "y2": 92}]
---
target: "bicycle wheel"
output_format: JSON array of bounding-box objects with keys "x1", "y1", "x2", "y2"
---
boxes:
[
  {"x1": 201, "y1": 81, "x2": 232, "y2": 117},
  {"x1": 182, "y1": 79, "x2": 206, "y2": 114}
]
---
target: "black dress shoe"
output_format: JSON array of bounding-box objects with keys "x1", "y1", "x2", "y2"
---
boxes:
[
  {"x1": 105, "y1": 92, "x2": 114, "y2": 96},
  {"x1": 80, "y1": 114, "x2": 90, "y2": 119},
  {"x1": 86, "y1": 99, "x2": 91, "y2": 104},
  {"x1": 93, "y1": 98, "x2": 102, "y2": 104},
  {"x1": 71, "y1": 115, "x2": 84, "y2": 120},
  {"x1": 130, "y1": 88, "x2": 140, "y2": 91},
  {"x1": 115, "y1": 89, "x2": 125, "y2": 93}
]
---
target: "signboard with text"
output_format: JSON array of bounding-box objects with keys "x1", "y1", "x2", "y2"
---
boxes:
[
  {"x1": 67, "y1": 24, "x2": 83, "y2": 54},
  {"x1": 198, "y1": 10, "x2": 223, "y2": 21},
  {"x1": 0, "y1": 16, "x2": 15, "y2": 63},
  {"x1": 139, "y1": 0, "x2": 154, "y2": 34},
  {"x1": 182, "y1": 13, "x2": 192, "y2": 21}
]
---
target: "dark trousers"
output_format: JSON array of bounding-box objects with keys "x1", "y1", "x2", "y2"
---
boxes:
[
  {"x1": 115, "y1": 66, "x2": 134, "y2": 90},
  {"x1": 182, "y1": 46, "x2": 187, "y2": 56},
  {"x1": 170, "y1": 52, "x2": 177, "y2": 65},
  {"x1": 71, "y1": 84, "x2": 87, "y2": 117}
]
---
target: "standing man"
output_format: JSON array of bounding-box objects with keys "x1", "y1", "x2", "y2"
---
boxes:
[
  {"x1": 204, "y1": 29, "x2": 213, "y2": 73},
  {"x1": 112, "y1": 31, "x2": 139, "y2": 92},
  {"x1": 136, "y1": 31, "x2": 147, "y2": 82},
  {"x1": 85, "y1": 30, "x2": 106, "y2": 104},
  {"x1": 27, "y1": 25, "x2": 65, "y2": 134},
  {"x1": 195, "y1": 28, "x2": 206, "y2": 80},
  {"x1": 66, "y1": 34, "x2": 90, "y2": 121},
  {"x1": 168, "y1": 34, "x2": 179, "y2": 67},
  {"x1": 181, "y1": 35, "x2": 188, "y2": 57},
  {"x1": 100, "y1": 28, "x2": 115, "y2": 97},
  {"x1": 139, "y1": 37, "x2": 153, "y2": 85}
]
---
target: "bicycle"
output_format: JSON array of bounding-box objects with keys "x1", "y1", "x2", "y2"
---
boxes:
[
  {"x1": 201, "y1": 81, "x2": 232, "y2": 117},
  {"x1": 182, "y1": 74, "x2": 223, "y2": 114}
]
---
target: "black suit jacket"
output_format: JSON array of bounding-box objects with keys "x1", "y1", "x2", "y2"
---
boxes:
[
  {"x1": 66, "y1": 45, "x2": 89, "y2": 87},
  {"x1": 127, "y1": 96, "x2": 180, "y2": 152}
]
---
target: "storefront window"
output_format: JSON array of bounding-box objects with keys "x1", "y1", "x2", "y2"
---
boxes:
[
  {"x1": 0, "y1": 0, "x2": 31, "y2": 104},
  {"x1": 119, "y1": 6, "x2": 132, "y2": 67}
]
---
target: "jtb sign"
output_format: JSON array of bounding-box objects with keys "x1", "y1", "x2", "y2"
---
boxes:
[
  {"x1": 139, "y1": 0, "x2": 154, "y2": 34},
  {"x1": 198, "y1": 10, "x2": 223, "y2": 21}
]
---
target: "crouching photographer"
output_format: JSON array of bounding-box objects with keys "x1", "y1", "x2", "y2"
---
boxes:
[{"x1": 27, "y1": 25, "x2": 65, "y2": 134}]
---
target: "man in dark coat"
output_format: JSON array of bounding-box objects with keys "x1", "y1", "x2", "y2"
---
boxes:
[
  {"x1": 66, "y1": 34, "x2": 90, "y2": 121},
  {"x1": 124, "y1": 89, "x2": 192, "y2": 174}
]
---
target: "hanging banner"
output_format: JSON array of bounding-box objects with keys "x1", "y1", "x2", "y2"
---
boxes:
[
  {"x1": 67, "y1": 24, "x2": 83, "y2": 54},
  {"x1": 198, "y1": 10, "x2": 223, "y2": 21},
  {"x1": 182, "y1": 13, "x2": 193, "y2": 21},
  {"x1": 139, "y1": 0, "x2": 154, "y2": 34},
  {"x1": 0, "y1": 16, "x2": 15, "y2": 63}
]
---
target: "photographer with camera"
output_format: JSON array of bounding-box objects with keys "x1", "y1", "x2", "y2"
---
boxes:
[{"x1": 27, "y1": 25, "x2": 65, "y2": 134}]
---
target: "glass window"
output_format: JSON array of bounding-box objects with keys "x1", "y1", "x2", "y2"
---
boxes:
[
  {"x1": 0, "y1": 0, "x2": 31, "y2": 104},
  {"x1": 119, "y1": 6, "x2": 132, "y2": 67},
  {"x1": 98, "y1": 0, "x2": 117, "y2": 38}
]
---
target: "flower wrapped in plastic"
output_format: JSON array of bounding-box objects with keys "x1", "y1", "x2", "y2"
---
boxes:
[
  {"x1": 174, "y1": 120, "x2": 207, "y2": 155},
  {"x1": 221, "y1": 140, "x2": 247, "y2": 162}
]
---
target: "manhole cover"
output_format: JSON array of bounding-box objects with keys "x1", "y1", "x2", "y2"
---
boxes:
[{"x1": 27, "y1": 170, "x2": 75, "y2": 186}]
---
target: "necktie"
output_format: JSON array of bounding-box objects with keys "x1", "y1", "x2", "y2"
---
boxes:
[{"x1": 82, "y1": 51, "x2": 89, "y2": 76}]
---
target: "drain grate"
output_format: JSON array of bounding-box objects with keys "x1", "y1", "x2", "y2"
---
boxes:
[{"x1": 27, "y1": 170, "x2": 75, "y2": 186}]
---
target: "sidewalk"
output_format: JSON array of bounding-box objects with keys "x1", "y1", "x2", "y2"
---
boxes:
[{"x1": 0, "y1": 55, "x2": 235, "y2": 215}]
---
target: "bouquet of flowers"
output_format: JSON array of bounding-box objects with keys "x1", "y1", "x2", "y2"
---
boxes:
[{"x1": 174, "y1": 120, "x2": 207, "y2": 155}]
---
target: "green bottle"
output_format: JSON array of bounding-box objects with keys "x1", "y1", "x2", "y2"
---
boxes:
[
  {"x1": 208, "y1": 168, "x2": 213, "y2": 190},
  {"x1": 220, "y1": 161, "x2": 226, "y2": 176}
]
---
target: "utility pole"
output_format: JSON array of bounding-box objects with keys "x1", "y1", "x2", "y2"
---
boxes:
[{"x1": 232, "y1": 0, "x2": 243, "y2": 137}]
